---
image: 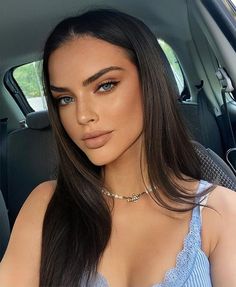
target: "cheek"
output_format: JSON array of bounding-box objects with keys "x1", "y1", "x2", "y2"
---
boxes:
[
  {"x1": 116, "y1": 86, "x2": 143, "y2": 128},
  {"x1": 59, "y1": 108, "x2": 81, "y2": 141}
]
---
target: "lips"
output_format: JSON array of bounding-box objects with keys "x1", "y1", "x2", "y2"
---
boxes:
[{"x1": 82, "y1": 130, "x2": 113, "y2": 149}]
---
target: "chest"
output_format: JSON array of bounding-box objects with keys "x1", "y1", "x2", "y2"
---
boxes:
[{"x1": 97, "y1": 207, "x2": 205, "y2": 287}]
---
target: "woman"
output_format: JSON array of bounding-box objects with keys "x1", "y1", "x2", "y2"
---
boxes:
[{"x1": 0, "y1": 9, "x2": 236, "y2": 287}]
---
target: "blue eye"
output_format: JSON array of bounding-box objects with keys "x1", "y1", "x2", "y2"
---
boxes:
[
  {"x1": 57, "y1": 96, "x2": 75, "y2": 106},
  {"x1": 97, "y1": 81, "x2": 118, "y2": 93}
]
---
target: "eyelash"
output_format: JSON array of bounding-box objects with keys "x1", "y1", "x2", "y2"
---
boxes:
[
  {"x1": 54, "y1": 80, "x2": 119, "y2": 106},
  {"x1": 55, "y1": 96, "x2": 74, "y2": 106},
  {"x1": 96, "y1": 80, "x2": 119, "y2": 93}
]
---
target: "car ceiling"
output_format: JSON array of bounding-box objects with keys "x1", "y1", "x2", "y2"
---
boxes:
[{"x1": 0, "y1": 0, "x2": 190, "y2": 72}]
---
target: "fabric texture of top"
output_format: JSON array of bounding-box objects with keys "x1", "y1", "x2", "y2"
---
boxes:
[{"x1": 85, "y1": 180, "x2": 213, "y2": 287}]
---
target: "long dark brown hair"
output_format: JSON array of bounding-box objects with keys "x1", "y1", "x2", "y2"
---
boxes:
[{"x1": 40, "y1": 8, "x2": 208, "y2": 286}]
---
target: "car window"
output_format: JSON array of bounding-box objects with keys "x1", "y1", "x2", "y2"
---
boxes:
[
  {"x1": 11, "y1": 40, "x2": 184, "y2": 111},
  {"x1": 158, "y1": 40, "x2": 184, "y2": 94},
  {"x1": 13, "y1": 61, "x2": 46, "y2": 111}
]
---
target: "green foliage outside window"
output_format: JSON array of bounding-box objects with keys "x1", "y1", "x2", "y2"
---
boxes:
[
  {"x1": 13, "y1": 61, "x2": 43, "y2": 98},
  {"x1": 13, "y1": 61, "x2": 47, "y2": 110}
]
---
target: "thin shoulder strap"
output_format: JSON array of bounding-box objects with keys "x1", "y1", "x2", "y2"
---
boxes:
[
  {"x1": 196, "y1": 180, "x2": 212, "y2": 224},
  {"x1": 199, "y1": 194, "x2": 210, "y2": 224}
]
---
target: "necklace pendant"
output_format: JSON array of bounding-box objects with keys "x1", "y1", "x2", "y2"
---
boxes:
[{"x1": 128, "y1": 193, "x2": 140, "y2": 203}]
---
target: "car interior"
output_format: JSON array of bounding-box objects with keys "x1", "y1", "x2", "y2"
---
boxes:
[{"x1": 0, "y1": 0, "x2": 236, "y2": 260}]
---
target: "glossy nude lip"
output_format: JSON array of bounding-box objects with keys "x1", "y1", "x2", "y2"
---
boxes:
[{"x1": 82, "y1": 131, "x2": 113, "y2": 149}]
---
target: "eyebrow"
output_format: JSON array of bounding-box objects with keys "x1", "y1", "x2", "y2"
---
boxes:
[{"x1": 50, "y1": 66, "x2": 124, "y2": 92}]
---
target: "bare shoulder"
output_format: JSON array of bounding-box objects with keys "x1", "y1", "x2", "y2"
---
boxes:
[
  {"x1": 207, "y1": 184, "x2": 236, "y2": 217},
  {"x1": 0, "y1": 180, "x2": 56, "y2": 287},
  {"x1": 26, "y1": 180, "x2": 56, "y2": 210},
  {"x1": 207, "y1": 184, "x2": 236, "y2": 233},
  {"x1": 204, "y1": 185, "x2": 236, "y2": 286},
  {"x1": 13, "y1": 180, "x2": 56, "y2": 230}
]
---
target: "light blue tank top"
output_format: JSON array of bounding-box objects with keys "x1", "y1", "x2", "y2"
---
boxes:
[{"x1": 86, "y1": 180, "x2": 213, "y2": 287}]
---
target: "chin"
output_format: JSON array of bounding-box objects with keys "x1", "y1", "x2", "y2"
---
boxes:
[
  {"x1": 85, "y1": 154, "x2": 110, "y2": 166},
  {"x1": 85, "y1": 152, "x2": 117, "y2": 167}
]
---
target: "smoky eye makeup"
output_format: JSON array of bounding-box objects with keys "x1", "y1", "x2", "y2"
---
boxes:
[
  {"x1": 95, "y1": 80, "x2": 120, "y2": 93},
  {"x1": 56, "y1": 96, "x2": 75, "y2": 106},
  {"x1": 50, "y1": 92, "x2": 74, "y2": 106}
]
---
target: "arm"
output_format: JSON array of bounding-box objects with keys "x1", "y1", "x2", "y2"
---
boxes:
[
  {"x1": 209, "y1": 186, "x2": 236, "y2": 286},
  {"x1": 0, "y1": 181, "x2": 55, "y2": 287}
]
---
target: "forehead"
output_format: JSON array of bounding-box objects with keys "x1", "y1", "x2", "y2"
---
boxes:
[{"x1": 48, "y1": 36, "x2": 132, "y2": 82}]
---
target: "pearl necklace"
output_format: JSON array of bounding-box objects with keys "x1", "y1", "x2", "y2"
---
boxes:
[{"x1": 101, "y1": 187, "x2": 153, "y2": 203}]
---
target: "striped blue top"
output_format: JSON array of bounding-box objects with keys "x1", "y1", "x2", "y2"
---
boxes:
[{"x1": 86, "y1": 180, "x2": 213, "y2": 287}]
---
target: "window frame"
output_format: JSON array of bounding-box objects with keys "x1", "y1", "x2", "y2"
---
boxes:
[{"x1": 4, "y1": 68, "x2": 34, "y2": 115}]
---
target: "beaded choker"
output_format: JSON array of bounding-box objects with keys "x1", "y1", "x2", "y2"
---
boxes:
[{"x1": 101, "y1": 187, "x2": 153, "y2": 203}]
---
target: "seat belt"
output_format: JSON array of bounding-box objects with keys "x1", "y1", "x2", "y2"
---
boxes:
[
  {"x1": 0, "y1": 118, "x2": 8, "y2": 206},
  {"x1": 216, "y1": 67, "x2": 235, "y2": 150},
  {"x1": 196, "y1": 82, "x2": 211, "y2": 148}
]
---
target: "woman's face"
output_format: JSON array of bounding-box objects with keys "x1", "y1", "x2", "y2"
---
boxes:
[{"x1": 48, "y1": 36, "x2": 143, "y2": 166}]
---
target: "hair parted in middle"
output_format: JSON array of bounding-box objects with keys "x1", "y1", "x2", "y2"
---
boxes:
[{"x1": 40, "y1": 8, "x2": 207, "y2": 287}]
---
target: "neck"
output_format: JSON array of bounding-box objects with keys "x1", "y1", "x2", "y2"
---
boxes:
[{"x1": 103, "y1": 147, "x2": 149, "y2": 198}]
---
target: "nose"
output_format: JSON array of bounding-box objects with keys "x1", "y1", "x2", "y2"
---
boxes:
[{"x1": 76, "y1": 98, "x2": 99, "y2": 125}]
